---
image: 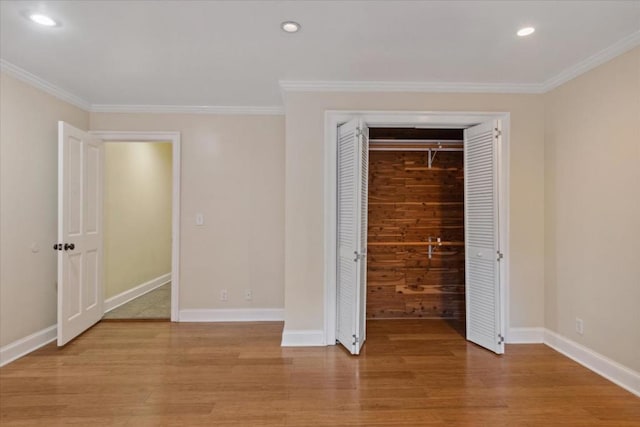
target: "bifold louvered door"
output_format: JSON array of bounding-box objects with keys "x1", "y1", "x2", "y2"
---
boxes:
[
  {"x1": 336, "y1": 118, "x2": 368, "y2": 355},
  {"x1": 464, "y1": 120, "x2": 504, "y2": 354}
]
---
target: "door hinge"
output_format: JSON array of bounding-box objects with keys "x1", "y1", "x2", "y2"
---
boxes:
[
  {"x1": 353, "y1": 251, "x2": 366, "y2": 262},
  {"x1": 494, "y1": 128, "x2": 502, "y2": 138},
  {"x1": 498, "y1": 334, "x2": 505, "y2": 344},
  {"x1": 352, "y1": 334, "x2": 359, "y2": 345},
  {"x1": 497, "y1": 251, "x2": 504, "y2": 261},
  {"x1": 356, "y1": 127, "x2": 363, "y2": 137}
]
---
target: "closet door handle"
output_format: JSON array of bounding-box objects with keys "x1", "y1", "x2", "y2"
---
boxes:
[{"x1": 64, "y1": 243, "x2": 75, "y2": 251}]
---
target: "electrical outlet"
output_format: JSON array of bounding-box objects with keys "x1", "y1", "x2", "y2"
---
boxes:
[
  {"x1": 244, "y1": 289, "x2": 252, "y2": 301},
  {"x1": 220, "y1": 289, "x2": 228, "y2": 302},
  {"x1": 575, "y1": 318, "x2": 584, "y2": 335}
]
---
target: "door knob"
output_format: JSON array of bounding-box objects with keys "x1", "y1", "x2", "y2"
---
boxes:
[{"x1": 64, "y1": 243, "x2": 75, "y2": 251}]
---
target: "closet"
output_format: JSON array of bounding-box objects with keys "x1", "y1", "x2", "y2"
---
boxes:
[{"x1": 366, "y1": 128, "x2": 466, "y2": 326}]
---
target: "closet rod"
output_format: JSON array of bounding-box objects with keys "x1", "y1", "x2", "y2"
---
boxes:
[
  {"x1": 369, "y1": 147, "x2": 463, "y2": 152},
  {"x1": 369, "y1": 139, "x2": 463, "y2": 144},
  {"x1": 368, "y1": 241, "x2": 464, "y2": 247}
]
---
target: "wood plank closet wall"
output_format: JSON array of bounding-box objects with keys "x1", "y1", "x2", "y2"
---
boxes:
[{"x1": 367, "y1": 148, "x2": 465, "y2": 320}]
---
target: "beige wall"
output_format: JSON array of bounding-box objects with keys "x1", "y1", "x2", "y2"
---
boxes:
[
  {"x1": 283, "y1": 92, "x2": 546, "y2": 332},
  {"x1": 90, "y1": 113, "x2": 285, "y2": 311},
  {"x1": 544, "y1": 47, "x2": 640, "y2": 372},
  {"x1": 3, "y1": 46, "x2": 638, "y2": 379},
  {"x1": 0, "y1": 73, "x2": 89, "y2": 346},
  {"x1": 104, "y1": 142, "x2": 172, "y2": 299}
]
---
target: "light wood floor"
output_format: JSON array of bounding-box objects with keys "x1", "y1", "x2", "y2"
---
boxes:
[{"x1": 1, "y1": 320, "x2": 638, "y2": 426}]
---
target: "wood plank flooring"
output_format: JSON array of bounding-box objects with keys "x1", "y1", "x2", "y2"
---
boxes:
[{"x1": 1, "y1": 320, "x2": 638, "y2": 426}]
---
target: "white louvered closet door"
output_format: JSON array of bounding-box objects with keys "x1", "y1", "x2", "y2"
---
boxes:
[
  {"x1": 336, "y1": 118, "x2": 368, "y2": 355},
  {"x1": 356, "y1": 124, "x2": 368, "y2": 354},
  {"x1": 464, "y1": 120, "x2": 504, "y2": 354}
]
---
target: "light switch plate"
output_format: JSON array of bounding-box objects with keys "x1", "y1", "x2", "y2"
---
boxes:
[{"x1": 196, "y1": 213, "x2": 204, "y2": 226}]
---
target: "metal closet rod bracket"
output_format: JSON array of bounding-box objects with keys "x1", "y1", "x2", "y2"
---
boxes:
[
  {"x1": 427, "y1": 236, "x2": 442, "y2": 259},
  {"x1": 427, "y1": 148, "x2": 438, "y2": 169}
]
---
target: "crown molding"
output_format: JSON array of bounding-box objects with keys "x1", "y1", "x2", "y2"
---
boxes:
[
  {"x1": 280, "y1": 30, "x2": 640, "y2": 96},
  {"x1": 0, "y1": 59, "x2": 91, "y2": 110},
  {"x1": 0, "y1": 59, "x2": 283, "y2": 115},
  {"x1": 3, "y1": 29, "x2": 639, "y2": 113},
  {"x1": 541, "y1": 30, "x2": 640, "y2": 92},
  {"x1": 279, "y1": 80, "x2": 545, "y2": 94},
  {"x1": 90, "y1": 104, "x2": 284, "y2": 115}
]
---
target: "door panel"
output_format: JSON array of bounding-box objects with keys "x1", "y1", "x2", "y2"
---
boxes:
[
  {"x1": 86, "y1": 144, "x2": 100, "y2": 233},
  {"x1": 85, "y1": 249, "x2": 99, "y2": 310},
  {"x1": 336, "y1": 118, "x2": 368, "y2": 355},
  {"x1": 464, "y1": 120, "x2": 504, "y2": 354},
  {"x1": 356, "y1": 124, "x2": 368, "y2": 354},
  {"x1": 67, "y1": 135, "x2": 83, "y2": 236},
  {"x1": 58, "y1": 122, "x2": 104, "y2": 346},
  {"x1": 65, "y1": 252, "x2": 82, "y2": 320}
]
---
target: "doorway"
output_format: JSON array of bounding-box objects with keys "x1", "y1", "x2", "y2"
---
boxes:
[
  {"x1": 325, "y1": 111, "x2": 510, "y2": 355},
  {"x1": 366, "y1": 127, "x2": 466, "y2": 335},
  {"x1": 101, "y1": 141, "x2": 173, "y2": 320},
  {"x1": 56, "y1": 125, "x2": 181, "y2": 346},
  {"x1": 90, "y1": 130, "x2": 181, "y2": 322}
]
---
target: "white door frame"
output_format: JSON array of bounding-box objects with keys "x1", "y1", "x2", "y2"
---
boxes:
[
  {"x1": 324, "y1": 110, "x2": 510, "y2": 346},
  {"x1": 90, "y1": 131, "x2": 181, "y2": 322}
]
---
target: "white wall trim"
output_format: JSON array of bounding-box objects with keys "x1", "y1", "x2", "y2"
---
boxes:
[
  {"x1": 104, "y1": 273, "x2": 171, "y2": 313},
  {"x1": 0, "y1": 59, "x2": 91, "y2": 110},
  {"x1": 541, "y1": 30, "x2": 640, "y2": 92},
  {"x1": 0, "y1": 325, "x2": 57, "y2": 367},
  {"x1": 280, "y1": 80, "x2": 544, "y2": 94},
  {"x1": 323, "y1": 111, "x2": 510, "y2": 349},
  {"x1": 281, "y1": 329, "x2": 326, "y2": 347},
  {"x1": 89, "y1": 131, "x2": 182, "y2": 322},
  {"x1": 506, "y1": 327, "x2": 545, "y2": 344},
  {"x1": 544, "y1": 329, "x2": 640, "y2": 398},
  {"x1": 179, "y1": 308, "x2": 284, "y2": 322},
  {"x1": 90, "y1": 104, "x2": 284, "y2": 115}
]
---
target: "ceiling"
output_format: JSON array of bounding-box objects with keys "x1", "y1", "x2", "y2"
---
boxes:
[{"x1": 1, "y1": 1, "x2": 639, "y2": 108}]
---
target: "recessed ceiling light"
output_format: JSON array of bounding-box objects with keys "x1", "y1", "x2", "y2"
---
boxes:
[
  {"x1": 29, "y1": 13, "x2": 58, "y2": 27},
  {"x1": 281, "y1": 21, "x2": 301, "y2": 33},
  {"x1": 517, "y1": 27, "x2": 535, "y2": 37}
]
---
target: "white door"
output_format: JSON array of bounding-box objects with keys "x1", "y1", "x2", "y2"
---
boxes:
[
  {"x1": 336, "y1": 118, "x2": 368, "y2": 355},
  {"x1": 464, "y1": 120, "x2": 504, "y2": 354},
  {"x1": 57, "y1": 122, "x2": 104, "y2": 346}
]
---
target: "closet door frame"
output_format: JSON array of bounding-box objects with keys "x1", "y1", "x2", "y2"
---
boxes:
[{"x1": 323, "y1": 110, "x2": 510, "y2": 348}]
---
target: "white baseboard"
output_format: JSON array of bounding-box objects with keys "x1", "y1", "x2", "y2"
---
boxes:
[
  {"x1": 281, "y1": 329, "x2": 325, "y2": 347},
  {"x1": 0, "y1": 325, "x2": 57, "y2": 367},
  {"x1": 104, "y1": 273, "x2": 171, "y2": 313},
  {"x1": 179, "y1": 308, "x2": 284, "y2": 322},
  {"x1": 507, "y1": 327, "x2": 545, "y2": 344},
  {"x1": 543, "y1": 329, "x2": 640, "y2": 398}
]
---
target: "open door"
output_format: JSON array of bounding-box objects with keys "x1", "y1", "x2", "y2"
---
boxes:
[
  {"x1": 336, "y1": 118, "x2": 368, "y2": 355},
  {"x1": 57, "y1": 122, "x2": 104, "y2": 346},
  {"x1": 464, "y1": 120, "x2": 504, "y2": 354}
]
